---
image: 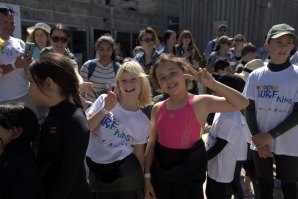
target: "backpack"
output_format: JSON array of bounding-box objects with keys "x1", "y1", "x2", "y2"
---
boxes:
[{"x1": 87, "y1": 59, "x2": 120, "y2": 79}]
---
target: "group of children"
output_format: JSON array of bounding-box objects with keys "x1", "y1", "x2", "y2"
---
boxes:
[{"x1": 0, "y1": 23, "x2": 297, "y2": 199}]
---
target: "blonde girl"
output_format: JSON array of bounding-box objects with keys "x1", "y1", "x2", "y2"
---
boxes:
[{"x1": 86, "y1": 60, "x2": 153, "y2": 199}]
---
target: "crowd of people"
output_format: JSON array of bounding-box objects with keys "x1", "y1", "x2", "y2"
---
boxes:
[{"x1": 0, "y1": 4, "x2": 298, "y2": 199}]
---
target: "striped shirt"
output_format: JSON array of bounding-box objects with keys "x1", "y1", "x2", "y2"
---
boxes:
[{"x1": 80, "y1": 59, "x2": 117, "y2": 102}]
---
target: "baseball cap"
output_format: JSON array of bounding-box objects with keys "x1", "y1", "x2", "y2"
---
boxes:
[
  {"x1": 217, "y1": 24, "x2": 227, "y2": 31},
  {"x1": 266, "y1": 23, "x2": 297, "y2": 42},
  {"x1": 217, "y1": 36, "x2": 234, "y2": 45},
  {"x1": 27, "y1": 22, "x2": 51, "y2": 35}
]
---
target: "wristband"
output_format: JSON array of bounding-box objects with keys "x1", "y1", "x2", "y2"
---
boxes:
[
  {"x1": 11, "y1": 63, "x2": 17, "y2": 70},
  {"x1": 144, "y1": 173, "x2": 151, "y2": 179}
]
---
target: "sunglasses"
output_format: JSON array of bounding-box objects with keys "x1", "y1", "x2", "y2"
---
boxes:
[
  {"x1": 142, "y1": 38, "x2": 155, "y2": 43},
  {"x1": 51, "y1": 36, "x2": 68, "y2": 43}
]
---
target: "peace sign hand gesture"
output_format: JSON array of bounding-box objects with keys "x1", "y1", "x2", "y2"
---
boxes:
[
  {"x1": 104, "y1": 83, "x2": 118, "y2": 111},
  {"x1": 184, "y1": 65, "x2": 215, "y2": 89}
]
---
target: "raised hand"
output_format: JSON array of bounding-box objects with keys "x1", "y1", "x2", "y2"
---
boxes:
[
  {"x1": 184, "y1": 66, "x2": 215, "y2": 89},
  {"x1": 104, "y1": 82, "x2": 118, "y2": 111}
]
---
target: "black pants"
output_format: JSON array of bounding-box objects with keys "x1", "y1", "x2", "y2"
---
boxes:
[
  {"x1": 243, "y1": 148, "x2": 260, "y2": 199},
  {"x1": 253, "y1": 151, "x2": 298, "y2": 199},
  {"x1": 206, "y1": 176, "x2": 229, "y2": 199},
  {"x1": 230, "y1": 161, "x2": 244, "y2": 199}
]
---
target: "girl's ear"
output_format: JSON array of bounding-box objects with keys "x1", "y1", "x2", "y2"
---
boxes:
[
  {"x1": 10, "y1": 127, "x2": 22, "y2": 139},
  {"x1": 44, "y1": 77, "x2": 54, "y2": 90}
]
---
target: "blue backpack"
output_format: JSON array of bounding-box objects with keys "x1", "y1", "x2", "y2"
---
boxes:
[{"x1": 87, "y1": 59, "x2": 120, "y2": 79}]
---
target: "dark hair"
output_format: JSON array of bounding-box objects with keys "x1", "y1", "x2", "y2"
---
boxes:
[
  {"x1": 151, "y1": 54, "x2": 188, "y2": 89},
  {"x1": 0, "y1": 103, "x2": 38, "y2": 141},
  {"x1": 214, "y1": 59, "x2": 230, "y2": 72},
  {"x1": 0, "y1": 6, "x2": 14, "y2": 16},
  {"x1": 241, "y1": 43, "x2": 257, "y2": 57},
  {"x1": 29, "y1": 53, "x2": 83, "y2": 108},
  {"x1": 50, "y1": 23, "x2": 71, "y2": 38},
  {"x1": 213, "y1": 73, "x2": 245, "y2": 92},
  {"x1": 163, "y1": 29, "x2": 176, "y2": 44},
  {"x1": 95, "y1": 34, "x2": 116, "y2": 60}
]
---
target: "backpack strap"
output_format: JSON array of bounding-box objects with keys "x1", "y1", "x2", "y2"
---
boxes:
[
  {"x1": 112, "y1": 61, "x2": 120, "y2": 75},
  {"x1": 87, "y1": 59, "x2": 98, "y2": 79},
  {"x1": 88, "y1": 60, "x2": 120, "y2": 79}
]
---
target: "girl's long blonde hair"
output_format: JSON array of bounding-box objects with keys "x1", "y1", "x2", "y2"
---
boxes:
[{"x1": 114, "y1": 61, "x2": 153, "y2": 108}]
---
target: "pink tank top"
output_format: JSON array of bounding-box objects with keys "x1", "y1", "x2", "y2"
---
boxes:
[{"x1": 157, "y1": 94, "x2": 202, "y2": 149}]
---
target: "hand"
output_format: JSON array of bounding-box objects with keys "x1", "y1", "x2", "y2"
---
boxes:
[
  {"x1": 184, "y1": 66, "x2": 215, "y2": 88},
  {"x1": 79, "y1": 82, "x2": 93, "y2": 92},
  {"x1": 252, "y1": 133, "x2": 273, "y2": 148},
  {"x1": 104, "y1": 83, "x2": 118, "y2": 111},
  {"x1": 257, "y1": 144, "x2": 273, "y2": 158},
  {"x1": 15, "y1": 54, "x2": 32, "y2": 69},
  {"x1": 204, "y1": 123, "x2": 211, "y2": 133},
  {"x1": 144, "y1": 179, "x2": 157, "y2": 199}
]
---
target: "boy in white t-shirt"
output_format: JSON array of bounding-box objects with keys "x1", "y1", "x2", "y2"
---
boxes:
[
  {"x1": 205, "y1": 73, "x2": 249, "y2": 199},
  {"x1": 243, "y1": 23, "x2": 298, "y2": 199}
]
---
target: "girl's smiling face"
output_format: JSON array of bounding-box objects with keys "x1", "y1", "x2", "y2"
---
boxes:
[
  {"x1": 155, "y1": 62, "x2": 186, "y2": 95},
  {"x1": 118, "y1": 70, "x2": 141, "y2": 98}
]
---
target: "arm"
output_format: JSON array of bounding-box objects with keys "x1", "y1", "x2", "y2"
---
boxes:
[
  {"x1": 207, "y1": 137, "x2": 228, "y2": 160},
  {"x1": 133, "y1": 144, "x2": 146, "y2": 172},
  {"x1": 252, "y1": 102, "x2": 298, "y2": 148},
  {"x1": 244, "y1": 100, "x2": 260, "y2": 136},
  {"x1": 0, "y1": 55, "x2": 32, "y2": 75},
  {"x1": 144, "y1": 104, "x2": 160, "y2": 199},
  {"x1": 87, "y1": 91, "x2": 118, "y2": 132},
  {"x1": 188, "y1": 67, "x2": 248, "y2": 114}
]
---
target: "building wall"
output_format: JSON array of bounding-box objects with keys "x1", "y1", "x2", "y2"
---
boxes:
[
  {"x1": 181, "y1": 0, "x2": 298, "y2": 54},
  {"x1": 1, "y1": 0, "x2": 180, "y2": 63}
]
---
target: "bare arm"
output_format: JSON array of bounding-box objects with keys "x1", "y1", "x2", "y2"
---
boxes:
[
  {"x1": 144, "y1": 103, "x2": 160, "y2": 199},
  {"x1": 87, "y1": 91, "x2": 118, "y2": 132},
  {"x1": 187, "y1": 67, "x2": 249, "y2": 114},
  {"x1": 0, "y1": 55, "x2": 32, "y2": 75},
  {"x1": 133, "y1": 144, "x2": 145, "y2": 172}
]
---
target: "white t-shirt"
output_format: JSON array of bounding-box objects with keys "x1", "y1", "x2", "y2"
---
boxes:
[
  {"x1": 86, "y1": 94, "x2": 150, "y2": 164},
  {"x1": 0, "y1": 37, "x2": 28, "y2": 101},
  {"x1": 243, "y1": 64, "x2": 298, "y2": 156},
  {"x1": 206, "y1": 111, "x2": 248, "y2": 183}
]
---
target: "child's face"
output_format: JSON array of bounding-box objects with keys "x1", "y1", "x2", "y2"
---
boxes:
[
  {"x1": 155, "y1": 62, "x2": 186, "y2": 95},
  {"x1": 265, "y1": 35, "x2": 295, "y2": 64},
  {"x1": 97, "y1": 41, "x2": 113, "y2": 60},
  {"x1": 118, "y1": 70, "x2": 141, "y2": 99}
]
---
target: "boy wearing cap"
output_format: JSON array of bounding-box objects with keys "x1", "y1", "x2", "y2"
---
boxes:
[{"x1": 243, "y1": 23, "x2": 298, "y2": 199}]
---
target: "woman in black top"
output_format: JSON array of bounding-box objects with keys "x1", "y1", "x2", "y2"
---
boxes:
[{"x1": 28, "y1": 53, "x2": 91, "y2": 199}]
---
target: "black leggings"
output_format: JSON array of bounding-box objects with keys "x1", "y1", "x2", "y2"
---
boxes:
[{"x1": 253, "y1": 151, "x2": 298, "y2": 199}]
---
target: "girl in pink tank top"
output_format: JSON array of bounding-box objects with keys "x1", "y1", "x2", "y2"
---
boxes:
[
  {"x1": 144, "y1": 54, "x2": 249, "y2": 199},
  {"x1": 157, "y1": 94, "x2": 201, "y2": 149}
]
